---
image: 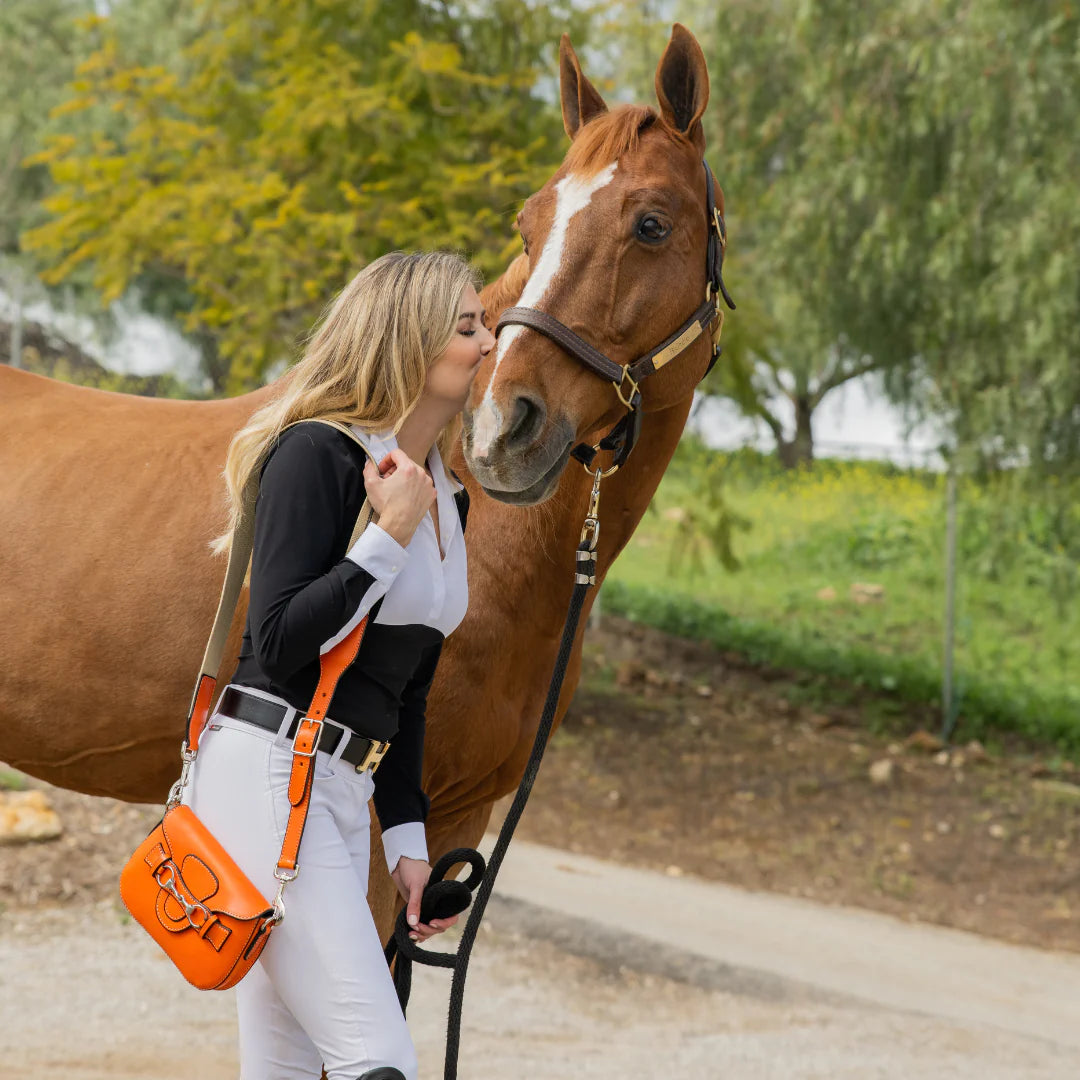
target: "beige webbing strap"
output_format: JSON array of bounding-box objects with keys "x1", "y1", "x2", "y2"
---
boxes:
[{"x1": 186, "y1": 418, "x2": 381, "y2": 746}]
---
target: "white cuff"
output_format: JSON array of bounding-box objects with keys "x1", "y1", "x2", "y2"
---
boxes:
[
  {"x1": 346, "y1": 521, "x2": 409, "y2": 580},
  {"x1": 382, "y1": 821, "x2": 428, "y2": 876}
]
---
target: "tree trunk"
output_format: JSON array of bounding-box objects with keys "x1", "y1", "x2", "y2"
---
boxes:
[{"x1": 778, "y1": 394, "x2": 815, "y2": 468}]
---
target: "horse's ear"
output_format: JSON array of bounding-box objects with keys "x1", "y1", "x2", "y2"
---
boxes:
[
  {"x1": 560, "y1": 34, "x2": 608, "y2": 141},
  {"x1": 654, "y1": 23, "x2": 709, "y2": 151}
]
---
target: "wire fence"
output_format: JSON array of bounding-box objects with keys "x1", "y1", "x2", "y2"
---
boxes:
[{"x1": 598, "y1": 419, "x2": 1079, "y2": 752}]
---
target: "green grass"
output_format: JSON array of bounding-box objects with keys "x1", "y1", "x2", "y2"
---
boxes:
[
  {"x1": 602, "y1": 440, "x2": 1080, "y2": 753},
  {"x1": 0, "y1": 767, "x2": 28, "y2": 791}
]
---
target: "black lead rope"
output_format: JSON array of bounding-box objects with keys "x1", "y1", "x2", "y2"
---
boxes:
[{"x1": 383, "y1": 539, "x2": 598, "y2": 1080}]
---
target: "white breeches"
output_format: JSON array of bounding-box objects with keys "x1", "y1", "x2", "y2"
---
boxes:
[{"x1": 182, "y1": 712, "x2": 417, "y2": 1080}]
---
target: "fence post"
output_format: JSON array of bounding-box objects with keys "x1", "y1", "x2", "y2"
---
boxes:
[
  {"x1": 940, "y1": 463, "x2": 959, "y2": 742},
  {"x1": 9, "y1": 268, "x2": 24, "y2": 369}
]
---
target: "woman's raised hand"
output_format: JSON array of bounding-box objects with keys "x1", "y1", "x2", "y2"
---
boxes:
[{"x1": 363, "y1": 449, "x2": 435, "y2": 548}]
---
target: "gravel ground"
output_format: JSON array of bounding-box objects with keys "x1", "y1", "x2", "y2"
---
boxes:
[{"x1": 0, "y1": 898, "x2": 1076, "y2": 1079}]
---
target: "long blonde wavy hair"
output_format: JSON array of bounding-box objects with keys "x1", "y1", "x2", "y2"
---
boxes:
[{"x1": 213, "y1": 250, "x2": 483, "y2": 557}]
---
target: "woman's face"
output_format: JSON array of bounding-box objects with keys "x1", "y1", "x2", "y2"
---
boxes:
[{"x1": 425, "y1": 285, "x2": 495, "y2": 406}]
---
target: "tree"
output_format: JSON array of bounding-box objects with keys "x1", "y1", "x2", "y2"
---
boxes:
[
  {"x1": 23, "y1": 0, "x2": 600, "y2": 392},
  {"x1": 682, "y1": 0, "x2": 885, "y2": 465},
  {"x1": 0, "y1": 0, "x2": 202, "y2": 365},
  {"x1": 0, "y1": 0, "x2": 96, "y2": 258},
  {"x1": 0, "y1": 0, "x2": 95, "y2": 361},
  {"x1": 864, "y1": 0, "x2": 1080, "y2": 477},
  {"x1": 690, "y1": 0, "x2": 1080, "y2": 474}
]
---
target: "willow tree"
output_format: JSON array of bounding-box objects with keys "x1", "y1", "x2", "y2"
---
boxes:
[{"x1": 696, "y1": 0, "x2": 1080, "y2": 472}]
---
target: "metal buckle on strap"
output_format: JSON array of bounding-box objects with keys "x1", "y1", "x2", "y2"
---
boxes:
[
  {"x1": 611, "y1": 366, "x2": 640, "y2": 410},
  {"x1": 272, "y1": 867, "x2": 297, "y2": 922},
  {"x1": 579, "y1": 467, "x2": 603, "y2": 549},
  {"x1": 155, "y1": 861, "x2": 213, "y2": 932},
  {"x1": 712, "y1": 305, "x2": 726, "y2": 348},
  {"x1": 291, "y1": 719, "x2": 323, "y2": 758},
  {"x1": 357, "y1": 739, "x2": 391, "y2": 774},
  {"x1": 165, "y1": 743, "x2": 197, "y2": 809}
]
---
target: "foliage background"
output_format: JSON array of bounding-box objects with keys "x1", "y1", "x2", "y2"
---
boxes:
[{"x1": 4, "y1": 0, "x2": 1077, "y2": 753}]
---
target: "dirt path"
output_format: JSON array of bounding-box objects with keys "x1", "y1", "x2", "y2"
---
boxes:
[
  {"x1": 4, "y1": 618, "x2": 1077, "y2": 954},
  {"x1": 1, "y1": 899, "x2": 1077, "y2": 1079},
  {"x1": 500, "y1": 615, "x2": 1080, "y2": 953}
]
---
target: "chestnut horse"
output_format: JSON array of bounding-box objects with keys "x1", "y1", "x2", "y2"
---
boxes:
[{"x1": 0, "y1": 25, "x2": 724, "y2": 942}]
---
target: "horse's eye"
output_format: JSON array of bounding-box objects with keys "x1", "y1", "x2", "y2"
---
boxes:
[{"x1": 637, "y1": 215, "x2": 670, "y2": 244}]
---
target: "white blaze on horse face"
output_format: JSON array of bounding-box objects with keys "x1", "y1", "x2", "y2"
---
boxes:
[{"x1": 472, "y1": 162, "x2": 619, "y2": 458}]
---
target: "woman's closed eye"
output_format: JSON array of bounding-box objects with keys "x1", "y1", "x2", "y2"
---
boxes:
[{"x1": 459, "y1": 329, "x2": 477, "y2": 337}]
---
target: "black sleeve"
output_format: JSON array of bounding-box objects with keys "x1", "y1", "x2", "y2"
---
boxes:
[
  {"x1": 371, "y1": 638, "x2": 442, "y2": 831},
  {"x1": 247, "y1": 425, "x2": 398, "y2": 683}
]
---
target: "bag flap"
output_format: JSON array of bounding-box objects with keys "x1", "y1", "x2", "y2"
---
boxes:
[{"x1": 159, "y1": 806, "x2": 273, "y2": 919}]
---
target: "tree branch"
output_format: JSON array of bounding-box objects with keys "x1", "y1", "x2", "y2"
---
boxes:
[
  {"x1": 759, "y1": 356, "x2": 794, "y2": 403},
  {"x1": 755, "y1": 400, "x2": 786, "y2": 444},
  {"x1": 811, "y1": 355, "x2": 882, "y2": 408}
]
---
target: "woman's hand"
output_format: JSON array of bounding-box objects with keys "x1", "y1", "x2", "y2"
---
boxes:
[
  {"x1": 363, "y1": 449, "x2": 435, "y2": 548},
  {"x1": 390, "y1": 856, "x2": 459, "y2": 942}
]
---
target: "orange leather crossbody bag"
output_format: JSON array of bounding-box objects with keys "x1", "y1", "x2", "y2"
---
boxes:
[{"x1": 120, "y1": 419, "x2": 383, "y2": 990}]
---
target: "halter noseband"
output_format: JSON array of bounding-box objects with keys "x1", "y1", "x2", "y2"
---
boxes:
[{"x1": 495, "y1": 159, "x2": 736, "y2": 473}]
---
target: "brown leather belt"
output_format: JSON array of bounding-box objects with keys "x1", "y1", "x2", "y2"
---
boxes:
[{"x1": 218, "y1": 686, "x2": 390, "y2": 774}]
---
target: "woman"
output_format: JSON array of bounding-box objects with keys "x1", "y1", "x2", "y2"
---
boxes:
[{"x1": 183, "y1": 250, "x2": 495, "y2": 1080}]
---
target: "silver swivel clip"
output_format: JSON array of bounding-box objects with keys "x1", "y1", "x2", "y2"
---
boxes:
[
  {"x1": 272, "y1": 867, "x2": 297, "y2": 923},
  {"x1": 166, "y1": 742, "x2": 197, "y2": 809}
]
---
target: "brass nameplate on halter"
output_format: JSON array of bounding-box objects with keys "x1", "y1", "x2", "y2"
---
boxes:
[{"x1": 650, "y1": 322, "x2": 704, "y2": 371}]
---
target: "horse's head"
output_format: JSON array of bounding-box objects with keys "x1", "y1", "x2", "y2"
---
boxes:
[{"x1": 463, "y1": 24, "x2": 726, "y2": 505}]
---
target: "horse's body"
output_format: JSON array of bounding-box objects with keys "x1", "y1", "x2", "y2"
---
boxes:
[{"x1": 0, "y1": 26, "x2": 722, "y2": 943}]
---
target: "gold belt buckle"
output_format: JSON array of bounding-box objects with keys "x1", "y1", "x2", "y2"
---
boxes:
[{"x1": 357, "y1": 739, "x2": 391, "y2": 774}]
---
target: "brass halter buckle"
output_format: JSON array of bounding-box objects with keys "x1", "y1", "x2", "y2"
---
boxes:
[
  {"x1": 705, "y1": 204, "x2": 727, "y2": 305},
  {"x1": 711, "y1": 305, "x2": 726, "y2": 349},
  {"x1": 611, "y1": 366, "x2": 640, "y2": 410},
  {"x1": 712, "y1": 205, "x2": 726, "y2": 248}
]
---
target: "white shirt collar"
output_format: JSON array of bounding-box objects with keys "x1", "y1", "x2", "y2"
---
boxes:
[
  {"x1": 349, "y1": 424, "x2": 463, "y2": 558},
  {"x1": 349, "y1": 425, "x2": 463, "y2": 492}
]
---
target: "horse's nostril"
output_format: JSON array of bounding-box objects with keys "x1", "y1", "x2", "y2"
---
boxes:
[{"x1": 505, "y1": 394, "x2": 546, "y2": 450}]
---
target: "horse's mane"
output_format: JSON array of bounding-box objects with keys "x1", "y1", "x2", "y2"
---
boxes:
[
  {"x1": 564, "y1": 104, "x2": 658, "y2": 176},
  {"x1": 483, "y1": 253, "x2": 531, "y2": 318}
]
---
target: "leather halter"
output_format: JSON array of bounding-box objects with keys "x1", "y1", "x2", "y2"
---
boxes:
[{"x1": 495, "y1": 159, "x2": 737, "y2": 472}]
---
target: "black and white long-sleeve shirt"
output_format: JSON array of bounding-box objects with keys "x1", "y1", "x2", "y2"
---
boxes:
[{"x1": 228, "y1": 419, "x2": 469, "y2": 873}]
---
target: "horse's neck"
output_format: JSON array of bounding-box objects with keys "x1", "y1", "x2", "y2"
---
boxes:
[
  {"x1": 481, "y1": 398, "x2": 685, "y2": 559},
  {"x1": 468, "y1": 263, "x2": 693, "y2": 615}
]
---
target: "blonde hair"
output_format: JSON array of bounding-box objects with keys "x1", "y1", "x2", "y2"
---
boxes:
[{"x1": 213, "y1": 250, "x2": 483, "y2": 557}]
